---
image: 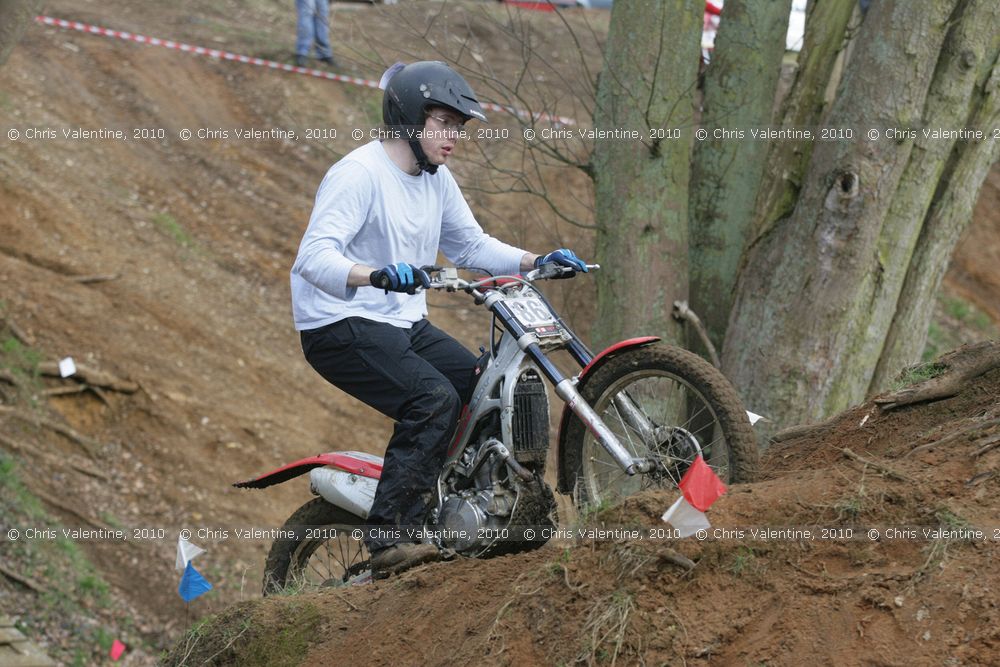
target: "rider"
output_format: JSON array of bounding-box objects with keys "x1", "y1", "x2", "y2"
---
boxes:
[{"x1": 290, "y1": 61, "x2": 588, "y2": 578}]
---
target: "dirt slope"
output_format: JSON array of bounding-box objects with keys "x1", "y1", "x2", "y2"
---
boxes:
[
  {"x1": 165, "y1": 356, "x2": 1000, "y2": 667},
  {"x1": 0, "y1": 1, "x2": 997, "y2": 664},
  {"x1": 1, "y1": 1, "x2": 602, "y2": 663}
]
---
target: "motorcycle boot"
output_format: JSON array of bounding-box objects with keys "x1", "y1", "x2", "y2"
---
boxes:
[{"x1": 371, "y1": 543, "x2": 442, "y2": 579}]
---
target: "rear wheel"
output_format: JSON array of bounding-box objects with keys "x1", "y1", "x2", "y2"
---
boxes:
[
  {"x1": 560, "y1": 343, "x2": 759, "y2": 508},
  {"x1": 262, "y1": 497, "x2": 370, "y2": 595}
]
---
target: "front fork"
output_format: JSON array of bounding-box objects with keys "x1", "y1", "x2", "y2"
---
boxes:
[{"x1": 553, "y1": 379, "x2": 656, "y2": 475}]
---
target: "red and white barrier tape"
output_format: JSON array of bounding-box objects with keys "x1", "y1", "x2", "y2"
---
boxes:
[
  {"x1": 36, "y1": 15, "x2": 576, "y2": 126},
  {"x1": 36, "y1": 15, "x2": 381, "y2": 88}
]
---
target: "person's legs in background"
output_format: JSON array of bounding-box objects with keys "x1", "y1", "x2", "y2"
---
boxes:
[
  {"x1": 294, "y1": 0, "x2": 315, "y2": 66},
  {"x1": 312, "y1": 0, "x2": 335, "y2": 64}
]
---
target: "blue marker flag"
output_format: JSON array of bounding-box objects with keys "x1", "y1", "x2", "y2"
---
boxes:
[{"x1": 178, "y1": 562, "x2": 213, "y2": 602}]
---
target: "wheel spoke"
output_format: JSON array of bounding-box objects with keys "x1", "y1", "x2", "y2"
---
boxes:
[
  {"x1": 608, "y1": 402, "x2": 641, "y2": 456},
  {"x1": 581, "y1": 369, "x2": 733, "y2": 505},
  {"x1": 286, "y1": 525, "x2": 369, "y2": 591}
]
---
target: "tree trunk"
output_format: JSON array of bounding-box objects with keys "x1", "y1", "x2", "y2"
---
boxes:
[
  {"x1": 873, "y1": 50, "x2": 1000, "y2": 387},
  {"x1": 0, "y1": 0, "x2": 41, "y2": 68},
  {"x1": 722, "y1": 0, "x2": 958, "y2": 429},
  {"x1": 591, "y1": 0, "x2": 703, "y2": 348},
  {"x1": 744, "y1": 0, "x2": 856, "y2": 256},
  {"x1": 688, "y1": 0, "x2": 792, "y2": 348},
  {"x1": 867, "y1": 0, "x2": 1000, "y2": 390}
]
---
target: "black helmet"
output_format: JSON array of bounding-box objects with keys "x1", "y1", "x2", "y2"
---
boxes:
[{"x1": 382, "y1": 61, "x2": 487, "y2": 174}]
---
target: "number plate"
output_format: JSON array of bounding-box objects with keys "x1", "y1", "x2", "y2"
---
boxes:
[{"x1": 506, "y1": 296, "x2": 564, "y2": 336}]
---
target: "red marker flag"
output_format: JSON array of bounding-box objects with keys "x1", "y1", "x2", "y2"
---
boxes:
[
  {"x1": 110, "y1": 639, "x2": 126, "y2": 661},
  {"x1": 678, "y1": 455, "x2": 727, "y2": 512}
]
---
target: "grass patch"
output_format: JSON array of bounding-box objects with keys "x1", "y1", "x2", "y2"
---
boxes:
[
  {"x1": 0, "y1": 333, "x2": 43, "y2": 388},
  {"x1": 933, "y1": 506, "x2": 969, "y2": 529},
  {"x1": 574, "y1": 491, "x2": 616, "y2": 526},
  {"x1": 151, "y1": 212, "x2": 194, "y2": 248},
  {"x1": 834, "y1": 493, "x2": 865, "y2": 522},
  {"x1": 241, "y1": 601, "x2": 322, "y2": 667},
  {"x1": 0, "y1": 455, "x2": 46, "y2": 520},
  {"x1": 0, "y1": 331, "x2": 44, "y2": 408},
  {"x1": 891, "y1": 361, "x2": 946, "y2": 391},
  {"x1": 1, "y1": 456, "x2": 119, "y2": 661},
  {"x1": 163, "y1": 600, "x2": 323, "y2": 667},
  {"x1": 728, "y1": 546, "x2": 760, "y2": 577},
  {"x1": 577, "y1": 589, "x2": 636, "y2": 666}
]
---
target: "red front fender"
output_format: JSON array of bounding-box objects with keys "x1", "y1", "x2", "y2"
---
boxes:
[{"x1": 555, "y1": 336, "x2": 660, "y2": 493}]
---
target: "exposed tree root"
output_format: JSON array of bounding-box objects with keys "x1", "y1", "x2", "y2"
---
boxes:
[
  {"x1": 0, "y1": 406, "x2": 101, "y2": 458},
  {"x1": 0, "y1": 432, "x2": 108, "y2": 480},
  {"x1": 1, "y1": 315, "x2": 35, "y2": 346},
  {"x1": 37, "y1": 361, "x2": 138, "y2": 393},
  {"x1": 906, "y1": 418, "x2": 1000, "y2": 458},
  {"x1": 659, "y1": 548, "x2": 696, "y2": 571},
  {"x1": 42, "y1": 385, "x2": 89, "y2": 397},
  {"x1": 43, "y1": 384, "x2": 115, "y2": 407},
  {"x1": 333, "y1": 591, "x2": 362, "y2": 612},
  {"x1": 875, "y1": 341, "x2": 1000, "y2": 411},
  {"x1": 772, "y1": 414, "x2": 840, "y2": 443},
  {"x1": 965, "y1": 471, "x2": 995, "y2": 486},
  {"x1": 70, "y1": 273, "x2": 120, "y2": 284},
  {"x1": 972, "y1": 434, "x2": 1000, "y2": 458},
  {"x1": 29, "y1": 486, "x2": 117, "y2": 532},
  {"x1": 841, "y1": 448, "x2": 912, "y2": 482},
  {"x1": 0, "y1": 562, "x2": 48, "y2": 594}
]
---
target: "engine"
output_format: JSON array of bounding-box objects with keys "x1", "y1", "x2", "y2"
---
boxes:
[
  {"x1": 436, "y1": 443, "x2": 556, "y2": 556},
  {"x1": 434, "y1": 369, "x2": 555, "y2": 556},
  {"x1": 436, "y1": 440, "x2": 517, "y2": 554}
]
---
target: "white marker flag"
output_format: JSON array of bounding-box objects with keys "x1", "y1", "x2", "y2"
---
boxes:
[
  {"x1": 175, "y1": 536, "x2": 206, "y2": 572},
  {"x1": 59, "y1": 357, "x2": 77, "y2": 378},
  {"x1": 662, "y1": 496, "x2": 711, "y2": 538}
]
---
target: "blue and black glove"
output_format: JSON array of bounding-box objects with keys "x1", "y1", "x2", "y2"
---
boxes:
[
  {"x1": 370, "y1": 262, "x2": 431, "y2": 294},
  {"x1": 534, "y1": 248, "x2": 589, "y2": 277}
]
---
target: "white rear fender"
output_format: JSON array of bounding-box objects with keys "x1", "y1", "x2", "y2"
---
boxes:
[{"x1": 310, "y1": 467, "x2": 378, "y2": 519}]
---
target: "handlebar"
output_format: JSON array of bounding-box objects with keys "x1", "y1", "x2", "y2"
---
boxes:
[{"x1": 423, "y1": 263, "x2": 600, "y2": 292}]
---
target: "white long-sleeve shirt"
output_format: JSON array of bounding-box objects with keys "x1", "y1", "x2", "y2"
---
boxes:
[{"x1": 291, "y1": 141, "x2": 526, "y2": 330}]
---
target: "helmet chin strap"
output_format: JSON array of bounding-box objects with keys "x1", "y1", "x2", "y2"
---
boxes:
[{"x1": 408, "y1": 139, "x2": 438, "y2": 175}]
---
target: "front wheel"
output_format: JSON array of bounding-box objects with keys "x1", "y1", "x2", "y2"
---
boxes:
[
  {"x1": 262, "y1": 497, "x2": 370, "y2": 595},
  {"x1": 560, "y1": 343, "x2": 759, "y2": 508}
]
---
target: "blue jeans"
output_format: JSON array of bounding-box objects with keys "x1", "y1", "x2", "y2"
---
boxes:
[{"x1": 295, "y1": 0, "x2": 332, "y2": 59}]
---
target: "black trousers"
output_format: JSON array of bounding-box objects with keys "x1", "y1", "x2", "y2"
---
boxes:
[{"x1": 301, "y1": 317, "x2": 476, "y2": 552}]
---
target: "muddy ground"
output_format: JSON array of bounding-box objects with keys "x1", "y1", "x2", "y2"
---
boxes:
[{"x1": 162, "y1": 362, "x2": 1000, "y2": 667}]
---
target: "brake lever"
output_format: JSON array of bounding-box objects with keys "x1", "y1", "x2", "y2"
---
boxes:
[
  {"x1": 526, "y1": 263, "x2": 564, "y2": 281},
  {"x1": 529, "y1": 262, "x2": 593, "y2": 281}
]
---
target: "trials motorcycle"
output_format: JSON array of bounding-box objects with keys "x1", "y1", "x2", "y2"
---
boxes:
[{"x1": 235, "y1": 264, "x2": 759, "y2": 593}]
